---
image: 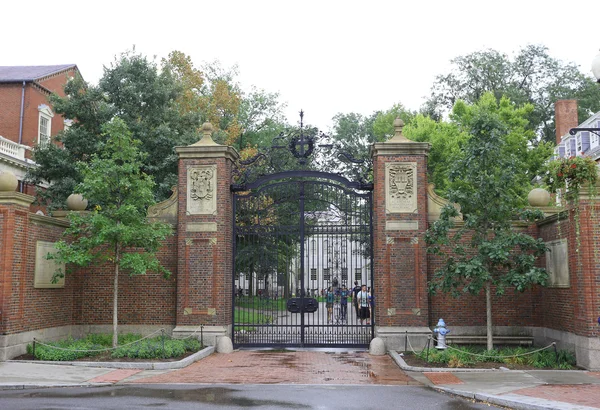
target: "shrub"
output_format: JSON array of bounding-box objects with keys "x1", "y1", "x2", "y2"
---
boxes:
[
  {"x1": 27, "y1": 333, "x2": 202, "y2": 361},
  {"x1": 416, "y1": 344, "x2": 575, "y2": 369}
]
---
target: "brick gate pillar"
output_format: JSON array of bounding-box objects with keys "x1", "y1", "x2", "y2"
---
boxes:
[
  {"x1": 172, "y1": 123, "x2": 239, "y2": 345},
  {"x1": 371, "y1": 118, "x2": 431, "y2": 350}
]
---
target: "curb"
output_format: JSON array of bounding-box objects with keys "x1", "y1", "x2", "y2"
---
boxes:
[
  {"x1": 8, "y1": 346, "x2": 215, "y2": 370},
  {"x1": 389, "y1": 351, "x2": 499, "y2": 373},
  {"x1": 435, "y1": 386, "x2": 599, "y2": 410},
  {"x1": 0, "y1": 383, "x2": 112, "y2": 391}
]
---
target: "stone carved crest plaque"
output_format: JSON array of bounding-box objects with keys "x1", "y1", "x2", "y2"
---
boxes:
[
  {"x1": 385, "y1": 162, "x2": 417, "y2": 213},
  {"x1": 187, "y1": 165, "x2": 217, "y2": 215},
  {"x1": 35, "y1": 241, "x2": 65, "y2": 288}
]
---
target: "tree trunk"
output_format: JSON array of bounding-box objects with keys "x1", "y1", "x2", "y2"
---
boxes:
[
  {"x1": 485, "y1": 281, "x2": 493, "y2": 351},
  {"x1": 112, "y1": 243, "x2": 120, "y2": 348}
]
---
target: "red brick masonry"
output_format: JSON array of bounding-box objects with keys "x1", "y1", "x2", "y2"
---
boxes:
[{"x1": 131, "y1": 351, "x2": 419, "y2": 385}]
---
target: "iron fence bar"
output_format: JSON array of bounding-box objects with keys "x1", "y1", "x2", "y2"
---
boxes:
[{"x1": 299, "y1": 181, "x2": 306, "y2": 347}]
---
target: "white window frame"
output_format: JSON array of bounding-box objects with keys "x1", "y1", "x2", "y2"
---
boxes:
[
  {"x1": 591, "y1": 132, "x2": 599, "y2": 149},
  {"x1": 576, "y1": 134, "x2": 582, "y2": 155},
  {"x1": 38, "y1": 104, "x2": 54, "y2": 145},
  {"x1": 565, "y1": 137, "x2": 572, "y2": 157}
]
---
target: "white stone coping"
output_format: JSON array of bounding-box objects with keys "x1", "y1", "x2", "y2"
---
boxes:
[{"x1": 8, "y1": 345, "x2": 214, "y2": 370}]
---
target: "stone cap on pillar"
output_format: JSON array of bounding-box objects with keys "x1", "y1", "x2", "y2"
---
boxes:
[
  {"x1": 175, "y1": 122, "x2": 240, "y2": 161},
  {"x1": 371, "y1": 118, "x2": 430, "y2": 157},
  {"x1": 0, "y1": 191, "x2": 35, "y2": 207},
  {"x1": 0, "y1": 171, "x2": 34, "y2": 207}
]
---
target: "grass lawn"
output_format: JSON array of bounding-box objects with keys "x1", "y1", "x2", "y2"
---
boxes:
[
  {"x1": 234, "y1": 307, "x2": 273, "y2": 325},
  {"x1": 236, "y1": 296, "x2": 287, "y2": 311}
]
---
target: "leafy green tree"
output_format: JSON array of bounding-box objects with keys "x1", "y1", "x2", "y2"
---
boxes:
[
  {"x1": 424, "y1": 96, "x2": 548, "y2": 350},
  {"x1": 327, "y1": 103, "x2": 414, "y2": 181},
  {"x1": 404, "y1": 94, "x2": 552, "y2": 196},
  {"x1": 403, "y1": 114, "x2": 468, "y2": 195},
  {"x1": 50, "y1": 118, "x2": 172, "y2": 347},
  {"x1": 28, "y1": 50, "x2": 200, "y2": 208},
  {"x1": 424, "y1": 44, "x2": 600, "y2": 143}
]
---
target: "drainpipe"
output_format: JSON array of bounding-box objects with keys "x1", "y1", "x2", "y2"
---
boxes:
[{"x1": 18, "y1": 81, "x2": 25, "y2": 144}]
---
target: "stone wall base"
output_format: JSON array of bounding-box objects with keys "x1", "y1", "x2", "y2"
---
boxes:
[
  {"x1": 172, "y1": 325, "x2": 231, "y2": 347},
  {"x1": 0, "y1": 324, "x2": 175, "y2": 361},
  {"x1": 423, "y1": 326, "x2": 600, "y2": 371},
  {"x1": 532, "y1": 327, "x2": 600, "y2": 370},
  {"x1": 375, "y1": 326, "x2": 432, "y2": 351}
]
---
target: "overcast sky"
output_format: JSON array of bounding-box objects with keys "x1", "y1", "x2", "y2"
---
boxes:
[{"x1": 2, "y1": 0, "x2": 598, "y2": 131}]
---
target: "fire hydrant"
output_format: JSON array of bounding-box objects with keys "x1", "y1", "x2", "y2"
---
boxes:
[{"x1": 434, "y1": 318, "x2": 450, "y2": 349}]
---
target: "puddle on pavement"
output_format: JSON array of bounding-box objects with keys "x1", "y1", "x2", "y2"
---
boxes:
[{"x1": 23, "y1": 386, "x2": 309, "y2": 408}]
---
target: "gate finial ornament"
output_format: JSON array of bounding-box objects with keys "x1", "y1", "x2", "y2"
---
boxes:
[
  {"x1": 388, "y1": 117, "x2": 410, "y2": 143},
  {"x1": 193, "y1": 122, "x2": 219, "y2": 146}
]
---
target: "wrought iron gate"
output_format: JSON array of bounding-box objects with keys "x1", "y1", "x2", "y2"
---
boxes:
[{"x1": 232, "y1": 169, "x2": 373, "y2": 347}]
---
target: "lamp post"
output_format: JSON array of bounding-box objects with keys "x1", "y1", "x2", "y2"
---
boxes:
[{"x1": 568, "y1": 50, "x2": 600, "y2": 138}]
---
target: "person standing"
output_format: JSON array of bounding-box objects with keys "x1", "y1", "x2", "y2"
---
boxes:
[
  {"x1": 339, "y1": 285, "x2": 349, "y2": 321},
  {"x1": 352, "y1": 281, "x2": 361, "y2": 317},
  {"x1": 357, "y1": 285, "x2": 370, "y2": 325},
  {"x1": 326, "y1": 287, "x2": 335, "y2": 323}
]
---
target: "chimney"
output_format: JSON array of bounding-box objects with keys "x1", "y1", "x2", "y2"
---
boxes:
[{"x1": 555, "y1": 100, "x2": 578, "y2": 145}]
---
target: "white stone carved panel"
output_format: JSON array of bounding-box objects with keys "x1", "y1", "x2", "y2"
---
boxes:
[
  {"x1": 187, "y1": 165, "x2": 217, "y2": 215},
  {"x1": 545, "y1": 239, "x2": 569, "y2": 288},
  {"x1": 34, "y1": 241, "x2": 65, "y2": 288},
  {"x1": 385, "y1": 162, "x2": 417, "y2": 213}
]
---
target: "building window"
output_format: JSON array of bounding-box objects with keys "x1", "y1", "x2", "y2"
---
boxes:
[
  {"x1": 310, "y1": 268, "x2": 317, "y2": 280},
  {"x1": 341, "y1": 267, "x2": 348, "y2": 281},
  {"x1": 38, "y1": 104, "x2": 54, "y2": 145},
  {"x1": 355, "y1": 268, "x2": 362, "y2": 282},
  {"x1": 576, "y1": 135, "x2": 582, "y2": 155},
  {"x1": 323, "y1": 268, "x2": 331, "y2": 281}
]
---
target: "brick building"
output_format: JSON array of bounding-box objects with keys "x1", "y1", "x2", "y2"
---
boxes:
[{"x1": 0, "y1": 65, "x2": 79, "y2": 198}]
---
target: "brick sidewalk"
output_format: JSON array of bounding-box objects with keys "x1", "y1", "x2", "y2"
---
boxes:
[
  {"x1": 511, "y1": 384, "x2": 600, "y2": 409},
  {"x1": 131, "y1": 351, "x2": 419, "y2": 385}
]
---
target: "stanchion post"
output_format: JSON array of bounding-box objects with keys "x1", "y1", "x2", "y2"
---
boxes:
[
  {"x1": 161, "y1": 329, "x2": 166, "y2": 359},
  {"x1": 405, "y1": 330, "x2": 408, "y2": 352},
  {"x1": 553, "y1": 342, "x2": 559, "y2": 365},
  {"x1": 201, "y1": 324, "x2": 204, "y2": 347},
  {"x1": 32, "y1": 338, "x2": 36, "y2": 360},
  {"x1": 425, "y1": 335, "x2": 432, "y2": 363}
]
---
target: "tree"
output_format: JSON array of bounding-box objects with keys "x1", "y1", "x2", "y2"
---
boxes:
[
  {"x1": 424, "y1": 45, "x2": 600, "y2": 144},
  {"x1": 424, "y1": 95, "x2": 548, "y2": 350},
  {"x1": 28, "y1": 50, "x2": 200, "y2": 208},
  {"x1": 404, "y1": 94, "x2": 552, "y2": 196},
  {"x1": 29, "y1": 49, "x2": 288, "y2": 209},
  {"x1": 50, "y1": 118, "x2": 172, "y2": 347},
  {"x1": 328, "y1": 103, "x2": 414, "y2": 181},
  {"x1": 403, "y1": 114, "x2": 468, "y2": 195}
]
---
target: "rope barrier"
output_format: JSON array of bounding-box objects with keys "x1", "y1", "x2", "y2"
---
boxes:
[
  {"x1": 406, "y1": 333, "x2": 557, "y2": 360},
  {"x1": 33, "y1": 328, "x2": 166, "y2": 353},
  {"x1": 33, "y1": 323, "x2": 207, "y2": 355}
]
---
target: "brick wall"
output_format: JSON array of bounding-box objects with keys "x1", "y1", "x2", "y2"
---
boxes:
[
  {"x1": 536, "y1": 199, "x2": 600, "y2": 338},
  {"x1": 0, "y1": 201, "x2": 178, "y2": 336},
  {"x1": 426, "y1": 225, "x2": 544, "y2": 328},
  {"x1": 0, "y1": 206, "x2": 75, "y2": 334},
  {"x1": 372, "y1": 152, "x2": 429, "y2": 327},
  {"x1": 176, "y1": 157, "x2": 234, "y2": 327}
]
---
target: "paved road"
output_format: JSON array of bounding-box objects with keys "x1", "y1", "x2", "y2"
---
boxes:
[{"x1": 0, "y1": 384, "x2": 503, "y2": 409}]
